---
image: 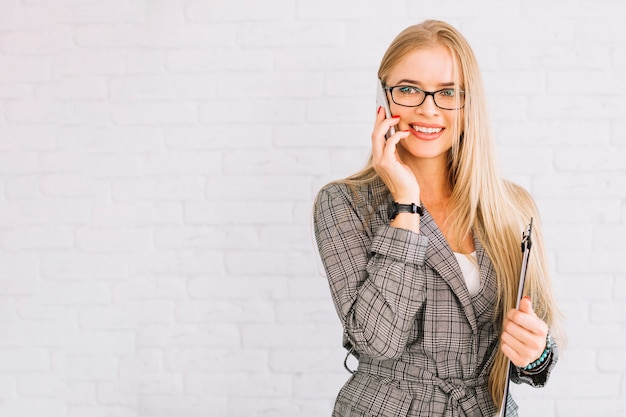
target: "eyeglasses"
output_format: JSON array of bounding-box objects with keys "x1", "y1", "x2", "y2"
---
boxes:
[{"x1": 385, "y1": 85, "x2": 465, "y2": 110}]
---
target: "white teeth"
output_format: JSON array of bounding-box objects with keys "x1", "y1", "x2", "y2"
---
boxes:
[{"x1": 412, "y1": 125, "x2": 442, "y2": 134}]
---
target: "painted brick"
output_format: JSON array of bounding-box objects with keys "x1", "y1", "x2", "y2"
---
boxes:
[
  {"x1": 112, "y1": 177, "x2": 205, "y2": 202},
  {"x1": 166, "y1": 48, "x2": 274, "y2": 72},
  {"x1": 111, "y1": 102, "x2": 198, "y2": 125},
  {"x1": 184, "y1": 372, "x2": 293, "y2": 397},
  {"x1": 137, "y1": 24, "x2": 238, "y2": 48},
  {"x1": 97, "y1": 380, "x2": 138, "y2": 407},
  {"x1": 187, "y1": 275, "x2": 289, "y2": 300},
  {"x1": 529, "y1": 95, "x2": 626, "y2": 121},
  {"x1": 532, "y1": 173, "x2": 626, "y2": 199},
  {"x1": 274, "y1": 123, "x2": 371, "y2": 149},
  {"x1": 269, "y1": 348, "x2": 344, "y2": 374},
  {"x1": 200, "y1": 98, "x2": 307, "y2": 124},
  {"x1": 36, "y1": 76, "x2": 108, "y2": 100},
  {"x1": 42, "y1": 251, "x2": 128, "y2": 280},
  {"x1": 589, "y1": 301, "x2": 626, "y2": 324},
  {"x1": 0, "y1": 55, "x2": 51, "y2": 82},
  {"x1": 238, "y1": 22, "x2": 347, "y2": 48},
  {"x1": 112, "y1": 276, "x2": 188, "y2": 302},
  {"x1": 143, "y1": 152, "x2": 222, "y2": 175},
  {"x1": 292, "y1": 373, "x2": 350, "y2": 399},
  {"x1": 137, "y1": 397, "x2": 226, "y2": 417},
  {"x1": 53, "y1": 50, "x2": 126, "y2": 75},
  {"x1": 73, "y1": 24, "x2": 138, "y2": 48},
  {"x1": 57, "y1": 126, "x2": 164, "y2": 153},
  {"x1": 615, "y1": 275, "x2": 626, "y2": 301},
  {"x1": 1, "y1": 225, "x2": 74, "y2": 250},
  {"x1": 242, "y1": 323, "x2": 339, "y2": 349},
  {"x1": 176, "y1": 299, "x2": 274, "y2": 324},
  {"x1": 130, "y1": 250, "x2": 225, "y2": 276},
  {"x1": 4, "y1": 100, "x2": 73, "y2": 123},
  {"x1": 557, "y1": 398, "x2": 626, "y2": 417},
  {"x1": 40, "y1": 174, "x2": 104, "y2": 198},
  {"x1": 0, "y1": 320, "x2": 73, "y2": 347},
  {"x1": 0, "y1": 2, "x2": 623, "y2": 416},
  {"x1": 136, "y1": 323, "x2": 240, "y2": 349},
  {"x1": 155, "y1": 225, "x2": 259, "y2": 250},
  {"x1": 614, "y1": 45, "x2": 626, "y2": 69},
  {"x1": 163, "y1": 348, "x2": 268, "y2": 373},
  {"x1": 0, "y1": 348, "x2": 49, "y2": 371},
  {"x1": 274, "y1": 46, "x2": 377, "y2": 71},
  {"x1": 287, "y1": 276, "x2": 334, "y2": 300},
  {"x1": 225, "y1": 249, "x2": 315, "y2": 276},
  {"x1": 110, "y1": 75, "x2": 216, "y2": 100},
  {"x1": 67, "y1": 405, "x2": 138, "y2": 417},
  {"x1": 0, "y1": 399, "x2": 65, "y2": 417},
  {"x1": 0, "y1": 4, "x2": 52, "y2": 30},
  {"x1": 66, "y1": 355, "x2": 119, "y2": 380},
  {"x1": 79, "y1": 301, "x2": 175, "y2": 329},
  {"x1": 75, "y1": 227, "x2": 153, "y2": 252},
  {"x1": 223, "y1": 149, "x2": 331, "y2": 175},
  {"x1": 217, "y1": 72, "x2": 324, "y2": 99},
  {"x1": 125, "y1": 49, "x2": 166, "y2": 74},
  {"x1": 495, "y1": 120, "x2": 612, "y2": 146},
  {"x1": 483, "y1": 70, "x2": 547, "y2": 95},
  {"x1": 49, "y1": 2, "x2": 143, "y2": 24},
  {"x1": 184, "y1": 201, "x2": 293, "y2": 225},
  {"x1": 165, "y1": 125, "x2": 273, "y2": 150},
  {"x1": 92, "y1": 203, "x2": 182, "y2": 227},
  {"x1": 274, "y1": 299, "x2": 338, "y2": 324},
  {"x1": 207, "y1": 175, "x2": 313, "y2": 201},
  {"x1": 187, "y1": 0, "x2": 296, "y2": 21},
  {"x1": 36, "y1": 282, "x2": 111, "y2": 305}
]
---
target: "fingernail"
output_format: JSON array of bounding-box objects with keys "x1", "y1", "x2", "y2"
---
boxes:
[
  {"x1": 392, "y1": 115, "x2": 400, "y2": 119},
  {"x1": 377, "y1": 106, "x2": 382, "y2": 114},
  {"x1": 523, "y1": 295, "x2": 531, "y2": 302}
]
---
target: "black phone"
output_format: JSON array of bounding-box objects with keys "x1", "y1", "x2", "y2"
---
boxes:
[{"x1": 376, "y1": 79, "x2": 396, "y2": 139}]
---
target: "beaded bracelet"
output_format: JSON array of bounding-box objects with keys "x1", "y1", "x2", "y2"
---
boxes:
[{"x1": 524, "y1": 335, "x2": 553, "y2": 371}]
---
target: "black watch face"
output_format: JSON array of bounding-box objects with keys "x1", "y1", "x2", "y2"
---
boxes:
[{"x1": 387, "y1": 202, "x2": 397, "y2": 220}]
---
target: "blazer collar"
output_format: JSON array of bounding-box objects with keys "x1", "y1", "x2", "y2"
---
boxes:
[
  {"x1": 376, "y1": 184, "x2": 498, "y2": 334},
  {"x1": 420, "y1": 208, "x2": 497, "y2": 334}
]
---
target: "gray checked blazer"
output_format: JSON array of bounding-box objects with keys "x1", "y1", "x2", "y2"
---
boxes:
[{"x1": 313, "y1": 178, "x2": 558, "y2": 417}]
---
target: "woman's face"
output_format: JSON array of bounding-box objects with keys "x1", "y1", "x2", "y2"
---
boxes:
[{"x1": 384, "y1": 44, "x2": 463, "y2": 164}]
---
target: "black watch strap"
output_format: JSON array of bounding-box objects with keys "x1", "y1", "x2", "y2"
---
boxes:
[{"x1": 388, "y1": 201, "x2": 423, "y2": 221}]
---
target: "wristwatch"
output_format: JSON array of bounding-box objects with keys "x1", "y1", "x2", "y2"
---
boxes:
[{"x1": 387, "y1": 201, "x2": 423, "y2": 221}]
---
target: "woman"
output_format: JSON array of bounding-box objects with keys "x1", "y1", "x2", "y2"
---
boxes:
[{"x1": 313, "y1": 20, "x2": 563, "y2": 417}]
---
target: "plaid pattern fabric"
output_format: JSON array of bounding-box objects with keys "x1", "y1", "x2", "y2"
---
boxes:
[{"x1": 314, "y1": 178, "x2": 557, "y2": 417}]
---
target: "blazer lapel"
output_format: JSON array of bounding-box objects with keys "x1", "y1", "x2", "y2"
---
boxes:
[
  {"x1": 472, "y1": 238, "x2": 498, "y2": 321},
  {"x1": 421, "y1": 208, "x2": 478, "y2": 335}
]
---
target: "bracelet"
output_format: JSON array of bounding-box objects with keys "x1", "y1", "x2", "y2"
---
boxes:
[{"x1": 523, "y1": 334, "x2": 553, "y2": 371}]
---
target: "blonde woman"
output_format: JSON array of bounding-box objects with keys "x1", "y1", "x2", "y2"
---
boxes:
[{"x1": 313, "y1": 20, "x2": 563, "y2": 417}]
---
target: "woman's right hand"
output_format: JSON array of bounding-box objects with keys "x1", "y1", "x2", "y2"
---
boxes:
[{"x1": 371, "y1": 107, "x2": 421, "y2": 204}]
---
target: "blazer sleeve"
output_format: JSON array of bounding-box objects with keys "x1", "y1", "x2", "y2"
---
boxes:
[
  {"x1": 313, "y1": 183, "x2": 429, "y2": 360},
  {"x1": 510, "y1": 337, "x2": 559, "y2": 387}
]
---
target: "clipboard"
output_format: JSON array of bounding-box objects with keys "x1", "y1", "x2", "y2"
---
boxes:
[{"x1": 497, "y1": 218, "x2": 534, "y2": 417}]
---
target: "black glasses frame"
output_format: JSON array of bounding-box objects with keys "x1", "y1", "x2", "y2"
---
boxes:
[{"x1": 385, "y1": 85, "x2": 465, "y2": 110}]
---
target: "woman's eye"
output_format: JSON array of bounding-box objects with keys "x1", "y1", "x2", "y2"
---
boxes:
[
  {"x1": 439, "y1": 89, "x2": 456, "y2": 97},
  {"x1": 398, "y1": 86, "x2": 419, "y2": 95}
]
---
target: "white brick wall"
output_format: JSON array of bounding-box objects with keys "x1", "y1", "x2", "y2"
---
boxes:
[{"x1": 0, "y1": 1, "x2": 624, "y2": 416}]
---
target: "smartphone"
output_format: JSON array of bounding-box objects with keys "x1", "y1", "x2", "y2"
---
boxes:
[{"x1": 376, "y1": 79, "x2": 396, "y2": 139}]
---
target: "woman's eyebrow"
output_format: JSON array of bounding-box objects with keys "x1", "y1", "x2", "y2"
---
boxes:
[{"x1": 394, "y1": 79, "x2": 456, "y2": 87}]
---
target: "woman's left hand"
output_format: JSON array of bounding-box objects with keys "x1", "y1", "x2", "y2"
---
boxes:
[{"x1": 500, "y1": 296, "x2": 549, "y2": 368}]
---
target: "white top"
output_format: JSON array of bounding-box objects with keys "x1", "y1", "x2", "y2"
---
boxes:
[{"x1": 454, "y1": 251, "x2": 480, "y2": 297}]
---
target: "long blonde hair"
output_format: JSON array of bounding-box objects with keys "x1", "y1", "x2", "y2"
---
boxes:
[{"x1": 344, "y1": 20, "x2": 563, "y2": 406}]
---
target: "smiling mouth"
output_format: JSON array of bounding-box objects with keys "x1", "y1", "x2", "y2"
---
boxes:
[{"x1": 410, "y1": 125, "x2": 443, "y2": 134}]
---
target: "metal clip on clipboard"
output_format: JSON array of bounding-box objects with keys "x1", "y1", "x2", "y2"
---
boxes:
[{"x1": 497, "y1": 218, "x2": 534, "y2": 417}]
